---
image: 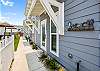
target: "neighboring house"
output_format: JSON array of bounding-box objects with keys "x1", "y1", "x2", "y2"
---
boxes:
[
  {"x1": 0, "y1": 22, "x2": 17, "y2": 35},
  {"x1": 0, "y1": 23, "x2": 10, "y2": 35},
  {"x1": 0, "y1": 22, "x2": 14, "y2": 71},
  {"x1": 6, "y1": 27, "x2": 17, "y2": 33},
  {"x1": 24, "y1": 0, "x2": 100, "y2": 71}
]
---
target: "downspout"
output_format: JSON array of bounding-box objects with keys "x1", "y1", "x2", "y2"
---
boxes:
[
  {"x1": 76, "y1": 60, "x2": 81, "y2": 71},
  {"x1": 68, "y1": 53, "x2": 81, "y2": 71}
]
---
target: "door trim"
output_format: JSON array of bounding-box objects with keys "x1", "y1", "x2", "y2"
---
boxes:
[{"x1": 41, "y1": 19, "x2": 47, "y2": 51}]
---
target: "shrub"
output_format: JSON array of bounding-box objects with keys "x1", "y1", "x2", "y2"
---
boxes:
[
  {"x1": 32, "y1": 43, "x2": 38, "y2": 50},
  {"x1": 45, "y1": 58, "x2": 60, "y2": 70},
  {"x1": 25, "y1": 36, "x2": 28, "y2": 41},
  {"x1": 39, "y1": 53, "x2": 47, "y2": 62},
  {"x1": 29, "y1": 40, "x2": 33, "y2": 45},
  {"x1": 39, "y1": 53, "x2": 60, "y2": 70},
  {"x1": 14, "y1": 33, "x2": 20, "y2": 51}
]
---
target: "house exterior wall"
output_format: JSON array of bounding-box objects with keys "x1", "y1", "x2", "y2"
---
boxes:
[
  {"x1": 34, "y1": 28, "x2": 41, "y2": 46},
  {"x1": 32, "y1": 0, "x2": 100, "y2": 71},
  {"x1": 60, "y1": 0, "x2": 100, "y2": 71}
]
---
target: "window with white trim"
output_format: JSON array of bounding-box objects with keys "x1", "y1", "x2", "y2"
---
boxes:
[{"x1": 50, "y1": 19, "x2": 59, "y2": 57}]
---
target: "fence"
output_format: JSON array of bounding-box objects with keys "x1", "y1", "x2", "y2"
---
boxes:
[{"x1": 0, "y1": 35, "x2": 14, "y2": 71}]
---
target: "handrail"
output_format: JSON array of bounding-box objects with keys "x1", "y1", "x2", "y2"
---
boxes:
[{"x1": 0, "y1": 35, "x2": 14, "y2": 50}]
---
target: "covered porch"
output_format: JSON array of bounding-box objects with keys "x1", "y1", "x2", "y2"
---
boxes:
[
  {"x1": 25, "y1": 0, "x2": 64, "y2": 35},
  {"x1": 23, "y1": 0, "x2": 66, "y2": 71}
]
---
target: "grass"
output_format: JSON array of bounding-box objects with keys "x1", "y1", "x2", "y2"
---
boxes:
[
  {"x1": 14, "y1": 33, "x2": 20, "y2": 51},
  {"x1": 5, "y1": 32, "x2": 10, "y2": 35}
]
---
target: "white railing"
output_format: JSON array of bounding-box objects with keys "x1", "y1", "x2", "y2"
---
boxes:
[
  {"x1": 0, "y1": 35, "x2": 14, "y2": 71},
  {"x1": 0, "y1": 36, "x2": 13, "y2": 48}
]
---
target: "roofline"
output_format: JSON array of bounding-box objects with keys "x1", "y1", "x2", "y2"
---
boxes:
[
  {"x1": 0, "y1": 24, "x2": 14, "y2": 27},
  {"x1": 6, "y1": 27, "x2": 17, "y2": 29}
]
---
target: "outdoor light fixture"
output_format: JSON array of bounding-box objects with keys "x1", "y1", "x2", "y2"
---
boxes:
[{"x1": 68, "y1": 53, "x2": 73, "y2": 59}]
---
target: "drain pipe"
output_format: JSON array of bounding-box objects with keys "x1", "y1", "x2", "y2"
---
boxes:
[
  {"x1": 68, "y1": 53, "x2": 81, "y2": 71},
  {"x1": 76, "y1": 60, "x2": 81, "y2": 71}
]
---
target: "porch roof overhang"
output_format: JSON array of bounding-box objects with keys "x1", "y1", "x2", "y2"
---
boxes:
[
  {"x1": 25, "y1": 0, "x2": 32, "y2": 16},
  {"x1": 30, "y1": 0, "x2": 45, "y2": 16},
  {"x1": 25, "y1": 19, "x2": 33, "y2": 26},
  {"x1": 25, "y1": 0, "x2": 45, "y2": 16},
  {"x1": 23, "y1": 20, "x2": 33, "y2": 31},
  {"x1": 25, "y1": 0, "x2": 64, "y2": 35}
]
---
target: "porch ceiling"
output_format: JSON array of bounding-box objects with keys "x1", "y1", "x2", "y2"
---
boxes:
[
  {"x1": 25, "y1": 0, "x2": 64, "y2": 35},
  {"x1": 25, "y1": 0, "x2": 63, "y2": 16},
  {"x1": 30, "y1": 0, "x2": 45, "y2": 16}
]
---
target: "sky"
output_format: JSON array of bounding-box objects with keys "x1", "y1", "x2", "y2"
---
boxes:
[{"x1": 0, "y1": 0, "x2": 26, "y2": 25}]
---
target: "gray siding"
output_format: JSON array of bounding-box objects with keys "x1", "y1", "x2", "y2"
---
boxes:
[
  {"x1": 59, "y1": 0, "x2": 100, "y2": 71},
  {"x1": 34, "y1": 29, "x2": 41, "y2": 47},
  {"x1": 35, "y1": 0, "x2": 100, "y2": 71}
]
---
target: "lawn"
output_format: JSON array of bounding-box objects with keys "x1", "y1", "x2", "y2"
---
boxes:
[{"x1": 14, "y1": 33, "x2": 20, "y2": 51}]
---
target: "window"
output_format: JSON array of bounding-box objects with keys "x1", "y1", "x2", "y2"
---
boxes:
[
  {"x1": 41, "y1": 19, "x2": 47, "y2": 51},
  {"x1": 42, "y1": 23, "x2": 46, "y2": 47},
  {"x1": 50, "y1": 19, "x2": 59, "y2": 57},
  {"x1": 51, "y1": 35, "x2": 57, "y2": 52}
]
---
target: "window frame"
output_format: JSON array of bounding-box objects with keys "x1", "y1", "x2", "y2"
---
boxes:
[{"x1": 50, "y1": 18, "x2": 59, "y2": 57}]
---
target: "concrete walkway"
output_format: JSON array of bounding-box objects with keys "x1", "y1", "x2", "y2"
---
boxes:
[
  {"x1": 11, "y1": 37, "x2": 29, "y2": 71},
  {"x1": 23, "y1": 39, "x2": 49, "y2": 71},
  {"x1": 11, "y1": 37, "x2": 48, "y2": 71}
]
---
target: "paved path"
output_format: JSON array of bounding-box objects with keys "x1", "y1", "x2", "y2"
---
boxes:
[
  {"x1": 23, "y1": 39, "x2": 49, "y2": 71},
  {"x1": 11, "y1": 37, "x2": 49, "y2": 71},
  {"x1": 11, "y1": 37, "x2": 29, "y2": 71}
]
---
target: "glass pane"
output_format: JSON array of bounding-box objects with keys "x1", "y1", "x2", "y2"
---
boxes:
[
  {"x1": 42, "y1": 24, "x2": 45, "y2": 46},
  {"x1": 51, "y1": 20, "x2": 56, "y2": 33},
  {"x1": 51, "y1": 35, "x2": 56, "y2": 52}
]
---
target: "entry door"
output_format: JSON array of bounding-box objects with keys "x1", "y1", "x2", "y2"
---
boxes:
[{"x1": 41, "y1": 19, "x2": 47, "y2": 51}]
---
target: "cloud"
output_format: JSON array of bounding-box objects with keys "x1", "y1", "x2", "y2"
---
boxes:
[
  {"x1": 0, "y1": 16, "x2": 23, "y2": 25},
  {"x1": 0, "y1": 16, "x2": 10, "y2": 19},
  {"x1": 0, "y1": 16, "x2": 10, "y2": 22},
  {"x1": 0, "y1": 16, "x2": 11, "y2": 24},
  {"x1": 5, "y1": 12, "x2": 16, "y2": 16},
  {"x1": 0, "y1": 0, "x2": 14, "y2": 7},
  {"x1": 0, "y1": 16, "x2": 17, "y2": 25}
]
